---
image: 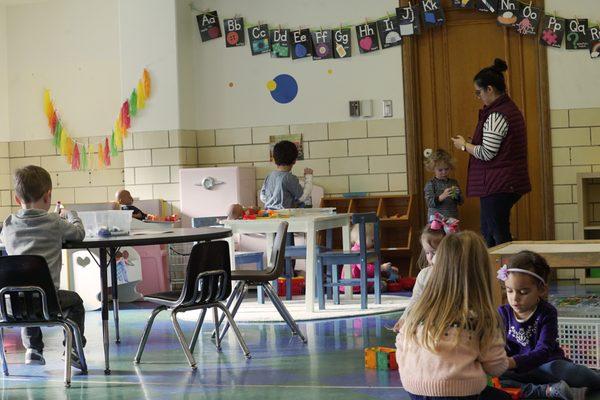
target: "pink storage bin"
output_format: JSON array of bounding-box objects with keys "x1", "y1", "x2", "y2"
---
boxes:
[{"x1": 134, "y1": 244, "x2": 170, "y2": 295}]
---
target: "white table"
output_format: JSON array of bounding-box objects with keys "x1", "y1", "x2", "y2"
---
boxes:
[{"x1": 221, "y1": 213, "x2": 352, "y2": 312}]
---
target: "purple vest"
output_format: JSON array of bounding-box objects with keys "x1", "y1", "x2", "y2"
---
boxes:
[{"x1": 466, "y1": 94, "x2": 531, "y2": 198}]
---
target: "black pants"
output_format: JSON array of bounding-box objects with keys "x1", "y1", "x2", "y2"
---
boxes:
[
  {"x1": 479, "y1": 193, "x2": 521, "y2": 248},
  {"x1": 22, "y1": 290, "x2": 86, "y2": 352}
]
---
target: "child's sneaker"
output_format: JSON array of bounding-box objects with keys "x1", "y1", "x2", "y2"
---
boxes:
[
  {"x1": 571, "y1": 387, "x2": 588, "y2": 400},
  {"x1": 62, "y1": 349, "x2": 84, "y2": 371},
  {"x1": 25, "y1": 349, "x2": 45, "y2": 365},
  {"x1": 547, "y1": 381, "x2": 574, "y2": 400}
]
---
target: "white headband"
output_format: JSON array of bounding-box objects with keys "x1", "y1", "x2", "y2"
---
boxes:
[{"x1": 497, "y1": 265, "x2": 546, "y2": 285}]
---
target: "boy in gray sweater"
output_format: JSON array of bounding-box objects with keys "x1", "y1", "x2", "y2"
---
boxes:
[{"x1": 0, "y1": 165, "x2": 86, "y2": 367}]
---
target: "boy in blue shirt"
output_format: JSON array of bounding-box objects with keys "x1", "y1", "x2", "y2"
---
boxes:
[{"x1": 260, "y1": 140, "x2": 313, "y2": 210}]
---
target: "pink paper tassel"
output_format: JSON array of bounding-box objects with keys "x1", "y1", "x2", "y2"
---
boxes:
[
  {"x1": 104, "y1": 138, "x2": 111, "y2": 167},
  {"x1": 71, "y1": 143, "x2": 80, "y2": 170},
  {"x1": 122, "y1": 101, "x2": 130, "y2": 129}
]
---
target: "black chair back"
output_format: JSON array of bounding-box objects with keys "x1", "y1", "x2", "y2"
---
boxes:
[
  {"x1": 180, "y1": 240, "x2": 231, "y2": 306},
  {"x1": 0, "y1": 255, "x2": 62, "y2": 322},
  {"x1": 264, "y1": 221, "x2": 289, "y2": 280}
]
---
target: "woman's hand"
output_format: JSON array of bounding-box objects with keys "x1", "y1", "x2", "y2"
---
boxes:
[{"x1": 451, "y1": 135, "x2": 467, "y2": 150}]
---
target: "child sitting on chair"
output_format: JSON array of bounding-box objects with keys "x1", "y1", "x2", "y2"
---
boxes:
[
  {"x1": 115, "y1": 189, "x2": 147, "y2": 220},
  {"x1": 0, "y1": 165, "x2": 86, "y2": 368},
  {"x1": 343, "y1": 222, "x2": 399, "y2": 293}
]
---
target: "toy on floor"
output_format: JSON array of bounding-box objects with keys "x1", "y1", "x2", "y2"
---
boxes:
[
  {"x1": 364, "y1": 347, "x2": 398, "y2": 370},
  {"x1": 489, "y1": 377, "x2": 522, "y2": 400}
]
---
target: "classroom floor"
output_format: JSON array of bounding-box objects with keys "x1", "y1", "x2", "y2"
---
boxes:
[{"x1": 0, "y1": 283, "x2": 598, "y2": 400}]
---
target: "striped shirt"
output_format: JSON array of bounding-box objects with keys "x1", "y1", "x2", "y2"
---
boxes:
[{"x1": 473, "y1": 112, "x2": 509, "y2": 161}]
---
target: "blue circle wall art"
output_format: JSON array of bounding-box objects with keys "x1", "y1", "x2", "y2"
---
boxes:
[{"x1": 266, "y1": 74, "x2": 298, "y2": 104}]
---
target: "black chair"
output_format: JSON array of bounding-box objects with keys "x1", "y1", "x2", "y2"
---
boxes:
[
  {"x1": 316, "y1": 212, "x2": 382, "y2": 310},
  {"x1": 215, "y1": 221, "x2": 306, "y2": 343},
  {"x1": 0, "y1": 255, "x2": 88, "y2": 387},
  {"x1": 134, "y1": 240, "x2": 250, "y2": 370}
]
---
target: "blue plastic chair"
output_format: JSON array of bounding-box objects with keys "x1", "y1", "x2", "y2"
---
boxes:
[
  {"x1": 191, "y1": 217, "x2": 266, "y2": 303},
  {"x1": 315, "y1": 212, "x2": 382, "y2": 310}
]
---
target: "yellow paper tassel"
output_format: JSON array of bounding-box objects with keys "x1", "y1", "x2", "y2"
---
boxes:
[
  {"x1": 60, "y1": 129, "x2": 69, "y2": 156},
  {"x1": 98, "y1": 143, "x2": 104, "y2": 168},
  {"x1": 137, "y1": 80, "x2": 146, "y2": 110},
  {"x1": 43, "y1": 89, "x2": 54, "y2": 122},
  {"x1": 114, "y1": 126, "x2": 123, "y2": 149},
  {"x1": 143, "y1": 69, "x2": 151, "y2": 98},
  {"x1": 66, "y1": 137, "x2": 74, "y2": 164}
]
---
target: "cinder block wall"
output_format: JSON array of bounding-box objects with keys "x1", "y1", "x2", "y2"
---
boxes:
[
  {"x1": 1, "y1": 138, "x2": 125, "y2": 220},
  {"x1": 551, "y1": 107, "x2": 600, "y2": 239},
  {"x1": 195, "y1": 118, "x2": 409, "y2": 199}
]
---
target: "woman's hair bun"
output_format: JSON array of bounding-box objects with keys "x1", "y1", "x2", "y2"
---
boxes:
[{"x1": 492, "y1": 58, "x2": 508, "y2": 73}]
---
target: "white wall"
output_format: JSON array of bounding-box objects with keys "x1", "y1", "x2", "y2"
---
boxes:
[
  {"x1": 176, "y1": 0, "x2": 196, "y2": 129},
  {"x1": 5, "y1": 0, "x2": 120, "y2": 140},
  {"x1": 118, "y1": 0, "x2": 182, "y2": 133},
  {"x1": 191, "y1": 0, "x2": 404, "y2": 130},
  {"x1": 0, "y1": 5, "x2": 9, "y2": 141},
  {"x1": 546, "y1": 0, "x2": 600, "y2": 109}
]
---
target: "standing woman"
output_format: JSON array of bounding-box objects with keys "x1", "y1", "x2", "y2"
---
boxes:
[{"x1": 451, "y1": 59, "x2": 531, "y2": 247}]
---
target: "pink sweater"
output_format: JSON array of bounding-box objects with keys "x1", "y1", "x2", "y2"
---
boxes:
[{"x1": 395, "y1": 324, "x2": 508, "y2": 397}]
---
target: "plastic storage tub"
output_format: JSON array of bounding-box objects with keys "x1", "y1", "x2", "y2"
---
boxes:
[{"x1": 78, "y1": 210, "x2": 133, "y2": 237}]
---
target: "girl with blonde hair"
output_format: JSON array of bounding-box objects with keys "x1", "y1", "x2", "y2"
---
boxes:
[{"x1": 395, "y1": 231, "x2": 508, "y2": 399}]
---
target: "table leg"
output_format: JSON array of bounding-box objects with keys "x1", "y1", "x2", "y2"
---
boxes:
[
  {"x1": 342, "y1": 222, "x2": 353, "y2": 300},
  {"x1": 109, "y1": 247, "x2": 120, "y2": 344},
  {"x1": 226, "y1": 236, "x2": 236, "y2": 271},
  {"x1": 304, "y1": 225, "x2": 316, "y2": 312},
  {"x1": 99, "y1": 248, "x2": 111, "y2": 374}
]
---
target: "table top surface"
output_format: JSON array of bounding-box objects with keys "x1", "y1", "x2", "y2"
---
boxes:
[
  {"x1": 489, "y1": 240, "x2": 600, "y2": 254},
  {"x1": 62, "y1": 227, "x2": 232, "y2": 249}
]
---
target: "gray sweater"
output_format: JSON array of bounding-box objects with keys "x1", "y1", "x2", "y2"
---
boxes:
[
  {"x1": 1, "y1": 209, "x2": 85, "y2": 289},
  {"x1": 424, "y1": 177, "x2": 463, "y2": 220}
]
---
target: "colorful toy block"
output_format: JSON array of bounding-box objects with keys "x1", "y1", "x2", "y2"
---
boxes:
[
  {"x1": 364, "y1": 347, "x2": 397, "y2": 370},
  {"x1": 489, "y1": 376, "x2": 522, "y2": 400}
]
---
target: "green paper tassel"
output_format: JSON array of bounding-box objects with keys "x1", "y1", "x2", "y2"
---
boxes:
[
  {"x1": 81, "y1": 145, "x2": 88, "y2": 170},
  {"x1": 53, "y1": 121, "x2": 62, "y2": 148},
  {"x1": 129, "y1": 89, "x2": 138, "y2": 117},
  {"x1": 110, "y1": 131, "x2": 118, "y2": 157}
]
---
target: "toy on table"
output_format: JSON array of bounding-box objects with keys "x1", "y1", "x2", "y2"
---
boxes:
[
  {"x1": 364, "y1": 347, "x2": 398, "y2": 370},
  {"x1": 488, "y1": 377, "x2": 522, "y2": 400},
  {"x1": 145, "y1": 214, "x2": 180, "y2": 222},
  {"x1": 227, "y1": 203, "x2": 286, "y2": 220}
]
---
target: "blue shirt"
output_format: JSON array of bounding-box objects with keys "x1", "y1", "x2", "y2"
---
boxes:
[
  {"x1": 259, "y1": 171, "x2": 304, "y2": 210},
  {"x1": 498, "y1": 300, "x2": 567, "y2": 373}
]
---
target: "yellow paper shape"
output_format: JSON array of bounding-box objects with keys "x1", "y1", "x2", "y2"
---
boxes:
[
  {"x1": 143, "y1": 69, "x2": 151, "y2": 98},
  {"x1": 137, "y1": 80, "x2": 146, "y2": 110},
  {"x1": 98, "y1": 143, "x2": 104, "y2": 168},
  {"x1": 60, "y1": 128, "x2": 69, "y2": 156},
  {"x1": 43, "y1": 89, "x2": 53, "y2": 121}
]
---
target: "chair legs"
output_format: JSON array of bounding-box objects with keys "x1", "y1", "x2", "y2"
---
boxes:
[
  {"x1": 188, "y1": 308, "x2": 207, "y2": 353},
  {"x1": 134, "y1": 305, "x2": 167, "y2": 364},
  {"x1": 65, "y1": 319, "x2": 88, "y2": 374},
  {"x1": 262, "y1": 283, "x2": 307, "y2": 343},
  {"x1": 170, "y1": 310, "x2": 198, "y2": 369},
  {"x1": 214, "y1": 303, "x2": 251, "y2": 358},
  {"x1": 59, "y1": 322, "x2": 73, "y2": 388},
  {"x1": 212, "y1": 307, "x2": 221, "y2": 352},
  {"x1": 213, "y1": 281, "x2": 247, "y2": 340},
  {"x1": 0, "y1": 328, "x2": 8, "y2": 376}
]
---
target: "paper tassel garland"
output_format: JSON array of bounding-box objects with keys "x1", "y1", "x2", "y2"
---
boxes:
[{"x1": 43, "y1": 69, "x2": 151, "y2": 170}]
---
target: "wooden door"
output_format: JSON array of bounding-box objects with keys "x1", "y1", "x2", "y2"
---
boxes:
[{"x1": 401, "y1": 0, "x2": 554, "y2": 240}]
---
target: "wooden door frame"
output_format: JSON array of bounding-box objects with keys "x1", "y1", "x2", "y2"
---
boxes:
[{"x1": 400, "y1": 0, "x2": 555, "y2": 240}]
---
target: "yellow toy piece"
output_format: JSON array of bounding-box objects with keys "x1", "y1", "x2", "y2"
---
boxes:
[{"x1": 364, "y1": 347, "x2": 397, "y2": 370}]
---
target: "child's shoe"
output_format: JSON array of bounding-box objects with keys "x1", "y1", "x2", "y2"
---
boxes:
[
  {"x1": 62, "y1": 349, "x2": 84, "y2": 371},
  {"x1": 546, "y1": 381, "x2": 574, "y2": 400},
  {"x1": 571, "y1": 387, "x2": 588, "y2": 400},
  {"x1": 25, "y1": 349, "x2": 45, "y2": 365}
]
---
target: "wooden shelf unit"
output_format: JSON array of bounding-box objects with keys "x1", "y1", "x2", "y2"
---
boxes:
[
  {"x1": 319, "y1": 195, "x2": 419, "y2": 276},
  {"x1": 576, "y1": 172, "x2": 600, "y2": 283}
]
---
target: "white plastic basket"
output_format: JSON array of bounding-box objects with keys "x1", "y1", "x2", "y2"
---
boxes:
[
  {"x1": 557, "y1": 316, "x2": 600, "y2": 369},
  {"x1": 168, "y1": 242, "x2": 194, "y2": 290}
]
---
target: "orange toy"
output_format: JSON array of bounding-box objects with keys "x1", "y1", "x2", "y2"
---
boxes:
[
  {"x1": 364, "y1": 347, "x2": 398, "y2": 370},
  {"x1": 491, "y1": 377, "x2": 522, "y2": 400}
]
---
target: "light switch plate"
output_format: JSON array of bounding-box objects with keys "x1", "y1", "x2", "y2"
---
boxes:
[
  {"x1": 361, "y1": 100, "x2": 373, "y2": 117},
  {"x1": 383, "y1": 100, "x2": 393, "y2": 117},
  {"x1": 349, "y1": 101, "x2": 361, "y2": 117}
]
